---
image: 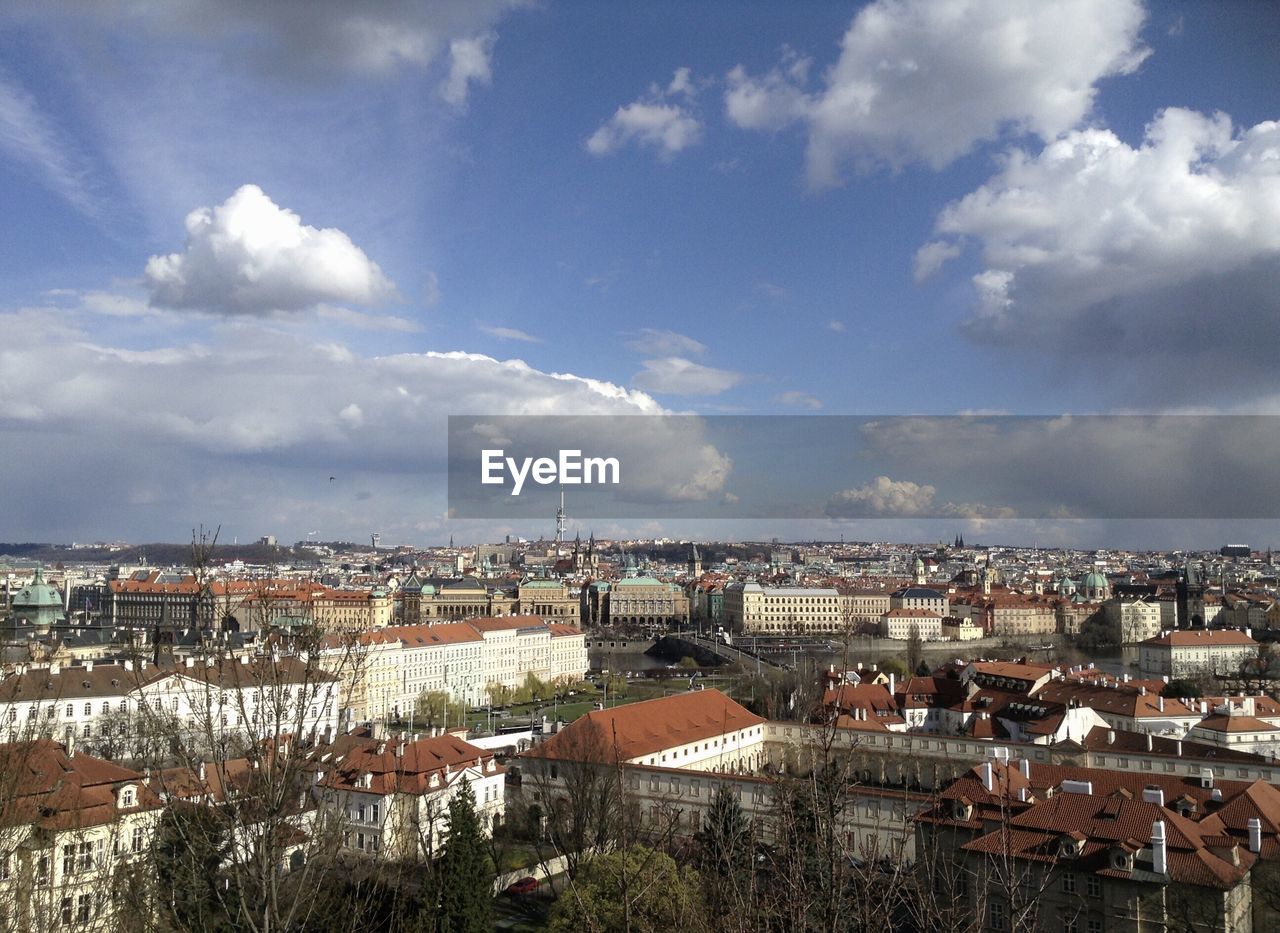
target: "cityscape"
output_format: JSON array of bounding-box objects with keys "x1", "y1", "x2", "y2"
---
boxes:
[{"x1": 2, "y1": 1, "x2": 1279, "y2": 932}]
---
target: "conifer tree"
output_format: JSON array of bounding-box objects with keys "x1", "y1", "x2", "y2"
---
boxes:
[{"x1": 436, "y1": 779, "x2": 493, "y2": 933}]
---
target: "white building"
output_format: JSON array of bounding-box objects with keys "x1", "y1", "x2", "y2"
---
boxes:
[
  {"x1": 311, "y1": 729, "x2": 505, "y2": 860},
  {"x1": 1138, "y1": 629, "x2": 1259, "y2": 679},
  {"x1": 879, "y1": 608, "x2": 943, "y2": 640}
]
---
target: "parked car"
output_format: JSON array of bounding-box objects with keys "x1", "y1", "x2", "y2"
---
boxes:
[{"x1": 505, "y1": 876, "x2": 539, "y2": 896}]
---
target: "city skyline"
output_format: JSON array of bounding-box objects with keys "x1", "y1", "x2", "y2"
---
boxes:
[{"x1": 1, "y1": 1, "x2": 1278, "y2": 547}]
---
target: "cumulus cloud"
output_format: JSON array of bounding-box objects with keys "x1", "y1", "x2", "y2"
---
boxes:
[
  {"x1": 825, "y1": 474, "x2": 1014, "y2": 519},
  {"x1": 921, "y1": 108, "x2": 1280, "y2": 397},
  {"x1": 586, "y1": 68, "x2": 703, "y2": 158},
  {"x1": 632, "y1": 357, "x2": 743, "y2": 396},
  {"x1": 775, "y1": 390, "x2": 822, "y2": 410},
  {"x1": 826, "y1": 476, "x2": 937, "y2": 517},
  {"x1": 625, "y1": 328, "x2": 707, "y2": 357},
  {"x1": 145, "y1": 185, "x2": 398, "y2": 315},
  {"x1": 725, "y1": 0, "x2": 1148, "y2": 184}
]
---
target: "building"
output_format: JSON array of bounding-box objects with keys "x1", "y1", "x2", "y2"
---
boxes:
[
  {"x1": 310, "y1": 729, "x2": 505, "y2": 860},
  {"x1": 1104, "y1": 595, "x2": 1163, "y2": 644},
  {"x1": 888, "y1": 586, "x2": 949, "y2": 618},
  {"x1": 915, "y1": 756, "x2": 1257, "y2": 932},
  {"x1": 604, "y1": 576, "x2": 689, "y2": 627},
  {"x1": 322, "y1": 618, "x2": 588, "y2": 719},
  {"x1": 0, "y1": 740, "x2": 163, "y2": 932},
  {"x1": 879, "y1": 608, "x2": 943, "y2": 640},
  {"x1": 1139, "y1": 629, "x2": 1259, "y2": 679},
  {"x1": 525, "y1": 688, "x2": 766, "y2": 771},
  {"x1": 723, "y1": 583, "x2": 842, "y2": 634}
]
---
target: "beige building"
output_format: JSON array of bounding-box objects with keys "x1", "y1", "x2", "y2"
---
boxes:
[
  {"x1": 604, "y1": 576, "x2": 689, "y2": 626},
  {"x1": 1105, "y1": 596, "x2": 1163, "y2": 644},
  {"x1": 724, "y1": 583, "x2": 842, "y2": 633},
  {"x1": 0, "y1": 740, "x2": 163, "y2": 932}
]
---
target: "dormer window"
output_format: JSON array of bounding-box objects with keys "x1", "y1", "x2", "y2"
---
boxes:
[{"x1": 119, "y1": 786, "x2": 136, "y2": 808}]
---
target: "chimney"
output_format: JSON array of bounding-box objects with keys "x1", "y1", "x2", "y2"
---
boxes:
[
  {"x1": 1142, "y1": 786, "x2": 1164, "y2": 807},
  {"x1": 1249, "y1": 818, "x2": 1262, "y2": 854},
  {"x1": 198, "y1": 761, "x2": 206, "y2": 781},
  {"x1": 1175, "y1": 740, "x2": 1182, "y2": 756},
  {"x1": 1019, "y1": 758, "x2": 1031, "y2": 779},
  {"x1": 1152, "y1": 821, "x2": 1167, "y2": 874},
  {"x1": 84, "y1": 660, "x2": 93, "y2": 673},
  {"x1": 185, "y1": 657, "x2": 194, "y2": 669},
  {"x1": 1158, "y1": 696, "x2": 1165, "y2": 713},
  {"x1": 124, "y1": 660, "x2": 133, "y2": 671},
  {"x1": 889, "y1": 673, "x2": 896, "y2": 695},
  {"x1": 1139, "y1": 685, "x2": 1146, "y2": 695},
  {"x1": 980, "y1": 763, "x2": 994, "y2": 792},
  {"x1": 1146, "y1": 733, "x2": 1153, "y2": 751},
  {"x1": 65, "y1": 730, "x2": 76, "y2": 759},
  {"x1": 870, "y1": 663, "x2": 877, "y2": 672},
  {"x1": 1107, "y1": 730, "x2": 1116, "y2": 745}
]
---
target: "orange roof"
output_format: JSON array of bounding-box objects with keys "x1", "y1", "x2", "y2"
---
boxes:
[
  {"x1": 1144, "y1": 630, "x2": 1258, "y2": 647},
  {"x1": 526, "y1": 689, "x2": 764, "y2": 763}
]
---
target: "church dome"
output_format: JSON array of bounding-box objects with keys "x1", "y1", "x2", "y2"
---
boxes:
[
  {"x1": 1056, "y1": 576, "x2": 1077, "y2": 596},
  {"x1": 12, "y1": 566, "x2": 63, "y2": 610},
  {"x1": 1080, "y1": 570, "x2": 1109, "y2": 599}
]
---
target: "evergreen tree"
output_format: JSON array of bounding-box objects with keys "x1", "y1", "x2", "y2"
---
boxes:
[
  {"x1": 436, "y1": 779, "x2": 494, "y2": 933},
  {"x1": 697, "y1": 787, "x2": 753, "y2": 922}
]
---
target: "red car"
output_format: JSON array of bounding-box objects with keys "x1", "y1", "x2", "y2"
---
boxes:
[{"x1": 504, "y1": 876, "x2": 539, "y2": 896}]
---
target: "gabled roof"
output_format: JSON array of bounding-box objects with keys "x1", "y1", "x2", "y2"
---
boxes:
[{"x1": 525, "y1": 689, "x2": 763, "y2": 763}]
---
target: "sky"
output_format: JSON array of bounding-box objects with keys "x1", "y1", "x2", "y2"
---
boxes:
[{"x1": 1, "y1": 0, "x2": 1278, "y2": 550}]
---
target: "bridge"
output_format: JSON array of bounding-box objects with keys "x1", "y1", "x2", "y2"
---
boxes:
[{"x1": 647, "y1": 633, "x2": 791, "y2": 671}]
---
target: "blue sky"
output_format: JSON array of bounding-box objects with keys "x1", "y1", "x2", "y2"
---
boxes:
[{"x1": 1, "y1": 1, "x2": 1278, "y2": 548}]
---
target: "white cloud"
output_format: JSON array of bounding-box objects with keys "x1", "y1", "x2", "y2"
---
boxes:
[
  {"x1": 625, "y1": 328, "x2": 707, "y2": 357},
  {"x1": 633, "y1": 357, "x2": 742, "y2": 396},
  {"x1": 478, "y1": 323, "x2": 541, "y2": 343},
  {"x1": 586, "y1": 69, "x2": 703, "y2": 158},
  {"x1": 441, "y1": 32, "x2": 496, "y2": 108},
  {"x1": 827, "y1": 476, "x2": 937, "y2": 517},
  {"x1": 913, "y1": 240, "x2": 962, "y2": 282},
  {"x1": 775, "y1": 390, "x2": 822, "y2": 410},
  {"x1": 725, "y1": 0, "x2": 1148, "y2": 184},
  {"x1": 0, "y1": 74, "x2": 98, "y2": 215},
  {"x1": 145, "y1": 185, "x2": 399, "y2": 314},
  {"x1": 922, "y1": 108, "x2": 1280, "y2": 395},
  {"x1": 827, "y1": 320, "x2": 846, "y2": 333},
  {"x1": 0, "y1": 306, "x2": 744, "y2": 539}
]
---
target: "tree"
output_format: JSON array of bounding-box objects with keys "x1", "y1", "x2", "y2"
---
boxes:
[
  {"x1": 1164, "y1": 678, "x2": 1202, "y2": 699},
  {"x1": 435, "y1": 780, "x2": 493, "y2": 933},
  {"x1": 547, "y1": 845, "x2": 707, "y2": 933},
  {"x1": 906, "y1": 624, "x2": 923, "y2": 677},
  {"x1": 877, "y1": 656, "x2": 909, "y2": 679},
  {"x1": 414, "y1": 690, "x2": 467, "y2": 731},
  {"x1": 695, "y1": 788, "x2": 753, "y2": 927}
]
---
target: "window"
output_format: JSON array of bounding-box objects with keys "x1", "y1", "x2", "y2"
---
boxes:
[
  {"x1": 120, "y1": 786, "x2": 136, "y2": 807},
  {"x1": 83, "y1": 702, "x2": 92, "y2": 716},
  {"x1": 989, "y1": 900, "x2": 1007, "y2": 930},
  {"x1": 37, "y1": 854, "x2": 49, "y2": 883},
  {"x1": 1086, "y1": 875, "x2": 1101, "y2": 898},
  {"x1": 1087, "y1": 921, "x2": 1103, "y2": 933},
  {"x1": 131, "y1": 826, "x2": 144, "y2": 853},
  {"x1": 77, "y1": 893, "x2": 92, "y2": 923},
  {"x1": 66, "y1": 704, "x2": 74, "y2": 717},
  {"x1": 1063, "y1": 871, "x2": 1076, "y2": 894}
]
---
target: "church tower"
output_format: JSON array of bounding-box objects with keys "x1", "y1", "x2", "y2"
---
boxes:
[{"x1": 688, "y1": 544, "x2": 702, "y2": 579}]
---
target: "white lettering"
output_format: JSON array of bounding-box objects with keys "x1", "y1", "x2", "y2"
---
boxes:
[
  {"x1": 507, "y1": 456, "x2": 533, "y2": 496},
  {"x1": 583, "y1": 455, "x2": 620, "y2": 484},
  {"x1": 559, "y1": 449, "x2": 581, "y2": 484},
  {"x1": 531, "y1": 457, "x2": 557, "y2": 485},
  {"x1": 481, "y1": 449, "x2": 620, "y2": 495},
  {"x1": 481, "y1": 450, "x2": 505, "y2": 484}
]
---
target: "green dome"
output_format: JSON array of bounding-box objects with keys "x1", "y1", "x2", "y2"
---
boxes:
[{"x1": 13, "y1": 566, "x2": 63, "y2": 610}]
